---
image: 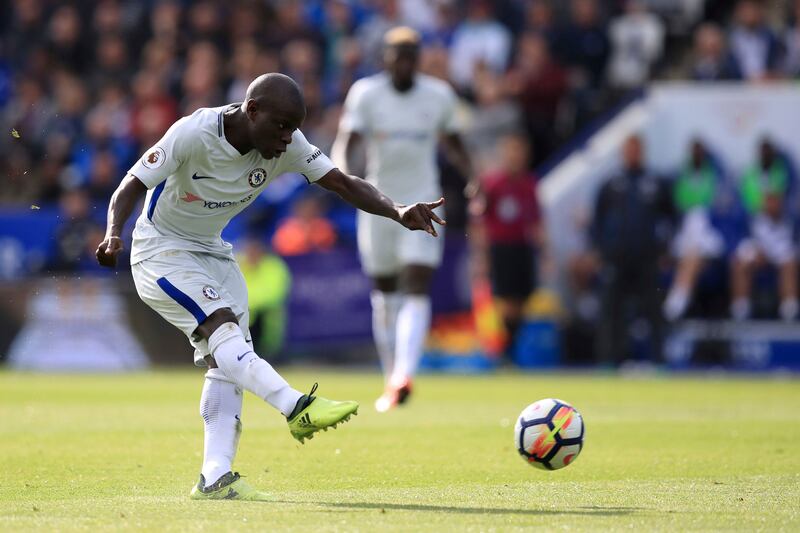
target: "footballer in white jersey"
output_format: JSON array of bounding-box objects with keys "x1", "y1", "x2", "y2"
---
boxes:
[
  {"x1": 333, "y1": 27, "x2": 474, "y2": 413},
  {"x1": 95, "y1": 73, "x2": 445, "y2": 500}
]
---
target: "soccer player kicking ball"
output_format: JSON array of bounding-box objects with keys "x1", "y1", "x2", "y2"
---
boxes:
[
  {"x1": 95, "y1": 73, "x2": 445, "y2": 501},
  {"x1": 334, "y1": 27, "x2": 473, "y2": 412}
]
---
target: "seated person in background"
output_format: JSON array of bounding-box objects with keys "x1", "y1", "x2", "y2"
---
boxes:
[
  {"x1": 474, "y1": 133, "x2": 543, "y2": 356},
  {"x1": 272, "y1": 193, "x2": 337, "y2": 256},
  {"x1": 590, "y1": 134, "x2": 675, "y2": 365},
  {"x1": 663, "y1": 139, "x2": 725, "y2": 321},
  {"x1": 731, "y1": 139, "x2": 798, "y2": 321}
]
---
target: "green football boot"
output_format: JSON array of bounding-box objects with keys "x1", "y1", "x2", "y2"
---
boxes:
[
  {"x1": 287, "y1": 383, "x2": 359, "y2": 444},
  {"x1": 189, "y1": 472, "x2": 271, "y2": 501}
]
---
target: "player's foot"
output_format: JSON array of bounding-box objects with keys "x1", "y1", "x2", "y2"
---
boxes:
[
  {"x1": 286, "y1": 383, "x2": 358, "y2": 444},
  {"x1": 374, "y1": 377, "x2": 412, "y2": 413},
  {"x1": 189, "y1": 471, "x2": 271, "y2": 501}
]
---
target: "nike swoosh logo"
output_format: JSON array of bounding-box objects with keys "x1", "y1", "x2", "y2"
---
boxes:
[
  {"x1": 192, "y1": 173, "x2": 216, "y2": 180},
  {"x1": 237, "y1": 351, "x2": 252, "y2": 361}
]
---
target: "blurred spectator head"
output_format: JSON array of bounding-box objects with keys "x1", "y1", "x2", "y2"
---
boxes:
[
  {"x1": 59, "y1": 188, "x2": 90, "y2": 220},
  {"x1": 690, "y1": 138, "x2": 708, "y2": 167},
  {"x1": 88, "y1": 151, "x2": 119, "y2": 199},
  {"x1": 515, "y1": 32, "x2": 551, "y2": 73},
  {"x1": 50, "y1": 5, "x2": 82, "y2": 48},
  {"x1": 734, "y1": 0, "x2": 764, "y2": 30},
  {"x1": 275, "y1": 0, "x2": 309, "y2": 31},
  {"x1": 229, "y1": 1, "x2": 267, "y2": 41},
  {"x1": 283, "y1": 39, "x2": 322, "y2": 80},
  {"x1": 142, "y1": 38, "x2": 177, "y2": 73},
  {"x1": 53, "y1": 71, "x2": 88, "y2": 117},
  {"x1": 694, "y1": 23, "x2": 726, "y2": 61},
  {"x1": 466, "y1": 0, "x2": 495, "y2": 21},
  {"x1": 93, "y1": 0, "x2": 124, "y2": 35},
  {"x1": 96, "y1": 34, "x2": 129, "y2": 72},
  {"x1": 188, "y1": 1, "x2": 223, "y2": 38},
  {"x1": 622, "y1": 134, "x2": 644, "y2": 171},
  {"x1": 383, "y1": 27, "x2": 421, "y2": 89},
  {"x1": 150, "y1": 1, "x2": 182, "y2": 41},
  {"x1": 526, "y1": 1, "x2": 554, "y2": 31},
  {"x1": 570, "y1": 0, "x2": 601, "y2": 27},
  {"x1": 498, "y1": 133, "x2": 532, "y2": 176},
  {"x1": 759, "y1": 138, "x2": 777, "y2": 168},
  {"x1": 292, "y1": 193, "x2": 326, "y2": 222},
  {"x1": 12, "y1": 0, "x2": 44, "y2": 26}
]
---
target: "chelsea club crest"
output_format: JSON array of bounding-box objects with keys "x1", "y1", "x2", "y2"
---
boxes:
[
  {"x1": 202, "y1": 286, "x2": 220, "y2": 301},
  {"x1": 248, "y1": 168, "x2": 267, "y2": 188}
]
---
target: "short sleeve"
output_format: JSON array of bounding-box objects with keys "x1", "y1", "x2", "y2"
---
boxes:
[
  {"x1": 339, "y1": 80, "x2": 369, "y2": 134},
  {"x1": 282, "y1": 130, "x2": 336, "y2": 183},
  {"x1": 128, "y1": 117, "x2": 193, "y2": 189},
  {"x1": 439, "y1": 84, "x2": 460, "y2": 134}
]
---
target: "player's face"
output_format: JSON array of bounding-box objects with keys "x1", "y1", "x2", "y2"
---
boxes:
[
  {"x1": 246, "y1": 99, "x2": 306, "y2": 159},
  {"x1": 385, "y1": 45, "x2": 418, "y2": 89}
]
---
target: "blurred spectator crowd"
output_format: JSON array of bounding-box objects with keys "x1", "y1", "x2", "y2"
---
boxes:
[{"x1": 2, "y1": 0, "x2": 800, "y2": 363}]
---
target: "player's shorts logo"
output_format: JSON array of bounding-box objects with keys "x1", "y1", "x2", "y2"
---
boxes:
[
  {"x1": 142, "y1": 147, "x2": 166, "y2": 169},
  {"x1": 202, "y1": 286, "x2": 220, "y2": 300},
  {"x1": 248, "y1": 168, "x2": 267, "y2": 188}
]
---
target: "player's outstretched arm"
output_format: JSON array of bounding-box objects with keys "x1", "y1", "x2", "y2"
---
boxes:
[
  {"x1": 316, "y1": 168, "x2": 446, "y2": 237},
  {"x1": 96, "y1": 174, "x2": 148, "y2": 268}
]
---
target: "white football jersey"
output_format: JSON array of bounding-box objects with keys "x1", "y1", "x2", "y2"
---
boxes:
[
  {"x1": 338, "y1": 73, "x2": 459, "y2": 204},
  {"x1": 128, "y1": 104, "x2": 334, "y2": 264}
]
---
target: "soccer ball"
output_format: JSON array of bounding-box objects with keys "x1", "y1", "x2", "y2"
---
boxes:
[{"x1": 514, "y1": 398, "x2": 584, "y2": 470}]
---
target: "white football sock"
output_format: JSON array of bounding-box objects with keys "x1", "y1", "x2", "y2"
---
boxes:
[
  {"x1": 199, "y1": 368, "x2": 242, "y2": 486},
  {"x1": 731, "y1": 299, "x2": 751, "y2": 321},
  {"x1": 208, "y1": 323, "x2": 302, "y2": 417},
  {"x1": 391, "y1": 294, "x2": 431, "y2": 385},
  {"x1": 370, "y1": 290, "x2": 400, "y2": 380},
  {"x1": 663, "y1": 287, "x2": 690, "y2": 322}
]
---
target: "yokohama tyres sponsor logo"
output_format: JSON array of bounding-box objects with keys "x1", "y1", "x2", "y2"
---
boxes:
[
  {"x1": 180, "y1": 191, "x2": 254, "y2": 209},
  {"x1": 203, "y1": 194, "x2": 253, "y2": 209}
]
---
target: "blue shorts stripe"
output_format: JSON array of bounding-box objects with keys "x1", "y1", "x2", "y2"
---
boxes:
[
  {"x1": 148, "y1": 180, "x2": 167, "y2": 221},
  {"x1": 156, "y1": 277, "x2": 207, "y2": 324}
]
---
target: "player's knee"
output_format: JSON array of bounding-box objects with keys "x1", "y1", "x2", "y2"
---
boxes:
[{"x1": 195, "y1": 307, "x2": 239, "y2": 339}]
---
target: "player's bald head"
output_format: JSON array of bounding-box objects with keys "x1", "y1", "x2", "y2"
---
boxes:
[
  {"x1": 244, "y1": 73, "x2": 305, "y2": 116},
  {"x1": 240, "y1": 73, "x2": 306, "y2": 160}
]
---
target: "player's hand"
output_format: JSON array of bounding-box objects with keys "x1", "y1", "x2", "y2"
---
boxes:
[
  {"x1": 96, "y1": 236, "x2": 124, "y2": 268},
  {"x1": 397, "y1": 197, "x2": 446, "y2": 237}
]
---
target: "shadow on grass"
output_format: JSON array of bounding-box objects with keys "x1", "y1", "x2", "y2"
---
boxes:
[{"x1": 308, "y1": 501, "x2": 642, "y2": 517}]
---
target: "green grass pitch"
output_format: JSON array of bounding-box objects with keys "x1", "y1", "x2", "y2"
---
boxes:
[{"x1": 1, "y1": 369, "x2": 798, "y2": 531}]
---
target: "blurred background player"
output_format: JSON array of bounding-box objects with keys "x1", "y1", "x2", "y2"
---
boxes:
[
  {"x1": 333, "y1": 27, "x2": 473, "y2": 412},
  {"x1": 473, "y1": 133, "x2": 543, "y2": 356},
  {"x1": 731, "y1": 138, "x2": 798, "y2": 321}
]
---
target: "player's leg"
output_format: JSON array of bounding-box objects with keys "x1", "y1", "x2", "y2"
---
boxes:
[
  {"x1": 595, "y1": 269, "x2": 626, "y2": 366},
  {"x1": 192, "y1": 363, "x2": 244, "y2": 492},
  {"x1": 731, "y1": 241, "x2": 758, "y2": 320},
  {"x1": 489, "y1": 243, "x2": 535, "y2": 355},
  {"x1": 371, "y1": 275, "x2": 400, "y2": 379},
  {"x1": 778, "y1": 258, "x2": 798, "y2": 320},
  {"x1": 384, "y1": 264, "x2": 434, "y2": 399},
  {"x1": 358, "y1": 210, "x2": 402, "y2": 381},
  {"x1": 664, "y1": 253, "x2": 705, "y2": 321}
]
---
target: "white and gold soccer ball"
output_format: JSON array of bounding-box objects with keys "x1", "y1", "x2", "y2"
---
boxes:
[{"x1": 514, "y1": 398, "x2": 585, "y2": 470}]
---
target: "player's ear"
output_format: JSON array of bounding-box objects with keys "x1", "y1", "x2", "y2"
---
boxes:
[{"x1": 244, "y1": 99, "x2": 258, "y2": 121}]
